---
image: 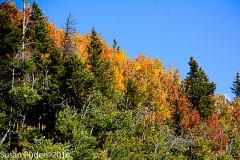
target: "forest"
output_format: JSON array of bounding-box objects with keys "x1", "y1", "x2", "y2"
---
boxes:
[{"x1": 0, "y1": 1, "x2": 240, "y2": 159}]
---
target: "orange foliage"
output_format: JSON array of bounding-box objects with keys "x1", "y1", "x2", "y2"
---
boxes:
[
  {"x1": 233, "y1": 108, "x2": 240, "y2": 125},
  {"x1": 206, "y1": 114, "x2": 229, "y2": 151},
  {"x1": 0, "y1": 1, "x2": 23, "y2": 26},
  {"x1": 232, "y1": 98, "x2": 240, "y2": 125},
  {"x1": 144, "y1": 110, "x2": 164, "y2": 130},
  {"x1": 180, "y1": 109, "x2": 201, "y2": 132},
  {"x1": 74, "y1": 34, "x2": 89, "y2": 62},
  {"x1": 47, "y1": 22, "x2": 61, "y2": 47}
]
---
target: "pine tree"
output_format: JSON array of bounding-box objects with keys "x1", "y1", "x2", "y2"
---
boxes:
[
  {"x1": 62, "y1": 53, "x2": 95, "y2": 108},
  {"x1": 87, "y1": 28, "x2": 114, "y2": 98},
  {"x1": 19, "y1": 2, "x2": 60, "y2": 133},
  {"x1": 183, "y1": 57, "x2": 216, "y2": 120},
  {"x1": 27, "y1": 2, "x2": 52, "y2": 55},
  {"x1": 230, "y1": 71, "x2": 240, "y2": 99}
]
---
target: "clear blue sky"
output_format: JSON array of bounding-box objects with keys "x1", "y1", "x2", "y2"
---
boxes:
[{"x1": 12, "y1": 0, "x2": 240, "y2": 99}]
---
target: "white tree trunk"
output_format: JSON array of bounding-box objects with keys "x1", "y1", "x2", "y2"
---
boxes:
[{"x1": 22, "y1": 0, "x2": 26, "y2": 60}]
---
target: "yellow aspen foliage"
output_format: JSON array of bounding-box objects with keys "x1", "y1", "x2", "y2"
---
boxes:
[
  {"x1": 134, "y1": 61, "x2": 141, "y2": 71},
  {"x1": 0, "y1": 1, "x2": 23, "y2": 26},
  {"x1": 74, "y1": 33, "x2": 89, "y2": 62},
  {"x1": 122, "y1": 58, "x2": 134, "y2": 79},
  {"x1": 113, "y1": 68, "x2": 125, "y2": 92},
  {"x1": 214, "y1": 95, "x2": 234, "y2": 126},
  {"x1": 47, "y1": 22, "x2": 61, "y2": 47},
  {"x1": 168, "y1": 63, "x2": 180, "y2": 87},
  {"x1": 56, "y1": 28, "x2": 65, "y2": 47},
  {"x1": 232, "y1": 97, "x2": 240, "y2": 125},
  {"x1": 130, "y1": 54, "x2": 174, "y2": 121}
]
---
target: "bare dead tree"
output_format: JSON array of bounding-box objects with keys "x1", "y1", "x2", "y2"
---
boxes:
[
  {"x1": 44, "y1": 66, "x2": 49, "y2": 90},
  {"x1": 21, "y1": 0, "x2": 26, "y2": 60},
  {"x1": 81, "y1": 95, "x2": 96, "y2": 119},
  {"x1": 132, "y1": 107, "x2": 145, "y2": 134},
  {"x1": 62, "y1": 13, "x2": 77, "y2": 59}
]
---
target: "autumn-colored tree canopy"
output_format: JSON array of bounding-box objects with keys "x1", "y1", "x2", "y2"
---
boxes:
[{"x1": 0, "y1": 1, "x2": 239, "y2": 159}]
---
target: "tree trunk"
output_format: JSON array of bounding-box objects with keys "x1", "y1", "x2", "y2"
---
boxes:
[{"x1": 21, "y1": 0, "x2": 26, "y2": 60}]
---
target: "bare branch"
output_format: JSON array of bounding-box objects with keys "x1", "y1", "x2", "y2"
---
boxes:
[
  {"x1": 81, "y1": 96, "x2": 96, "y2": 119},
  {"x1": 62, "y1": 13, "x2": 77, "y2": 58},
  {"x1": 1, "y1": 126, "x2": 11, "y2": 144}
]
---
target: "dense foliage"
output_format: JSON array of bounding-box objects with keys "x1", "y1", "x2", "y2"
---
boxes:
[{"x1": 0, "y1": 1, "x2": 239, "y2": 159}]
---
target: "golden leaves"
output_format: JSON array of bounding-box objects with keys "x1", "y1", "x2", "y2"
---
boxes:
[
  {"x1": 0, "y1": 1, "x2": 23, "y2": 26},
  {"x1": 134, "y1": 61, "x2": 141, "y2": 71}
]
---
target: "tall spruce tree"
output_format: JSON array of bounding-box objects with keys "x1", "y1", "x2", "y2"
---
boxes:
[
  {"x1": 230, "y1": 71, "x2": 240, "y2": 99},
  {"x1": 184, "y1": 57, "x2": 216, "y2": 120},
  {"x1": 87, "y1": 28, "x2": 113, "y2": 98},
  {"x1": 27, "y1": 2, "x2": 52, "y2": 55},
  {"x1": 21, "y1": 2, "x2": 60, "y2": 132}
]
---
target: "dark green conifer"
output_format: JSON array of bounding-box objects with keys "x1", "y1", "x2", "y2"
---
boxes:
[
  {"x1": 27, "y1": 2, "x2": 52, "y2": 55},
  {"x1": 230, "y1": 71, "x2": 240, "y2": 99},
  {"x1": 62, "y1": 53, "x2": 95, "y2": 108},
  {"x1": 184, "y1": 57, "x2": 216, "y2": 120},
  {"x1": 87, "y1": 28, "x2": 114, "y2": 98}
]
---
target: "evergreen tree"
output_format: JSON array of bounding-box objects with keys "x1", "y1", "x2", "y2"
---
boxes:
[
  {"x1": 25, "y1": 2, "x2": 59, "y2": 132},
  {"x1": 62, "y1": 53, "x2": 95, "y2": 108},
  {"x1": 183, "y1": 57, "x2": 216, "y2": 120},
  {"x1": 230, "y1": 71, "x2": 240, "y2": 99},
  {"x1": 87, "y1": 28, "x2": 114, "y2": 98},
  {"x1": 32, "y1": 46, "x2": 65, "y2": 134},
  {"x1": 124, "y1": 78, "x2": 142, "y2": 110},
  {"x1": 27, "y1": 2, "x2": 52, "y2": 55}
]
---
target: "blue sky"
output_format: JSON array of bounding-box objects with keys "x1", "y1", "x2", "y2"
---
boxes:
[{"x1": 12, "y1": 0, "x2": 240, "y2": 99}]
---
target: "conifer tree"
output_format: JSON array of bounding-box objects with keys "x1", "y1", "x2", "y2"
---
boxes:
[
  {"x1": 124, "y1": 78, "x2": 142, "y2": 110},
  {"x1": 27, "y1": 2, "x2": 52, "y2": 55},
  {"x1": 87, "y1": 28, "x2": 113, "y2": 98},
  {"x1": 21, "y1": 2, "x2": 59, "y2": 132},
  {"x1": 183, "y1": 57, "x2": 216, "y2": 120},
  {"x1": 231, "y1": 71, "x2": 240, "y2": 99},
  {"x1": 62, "y1": 53, "x2": 94, "y2": 108}
]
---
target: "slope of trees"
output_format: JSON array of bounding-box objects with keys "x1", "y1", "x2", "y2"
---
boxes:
[{"x1": 0, "y1": 1, "x2": 239, "y2": 159}]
